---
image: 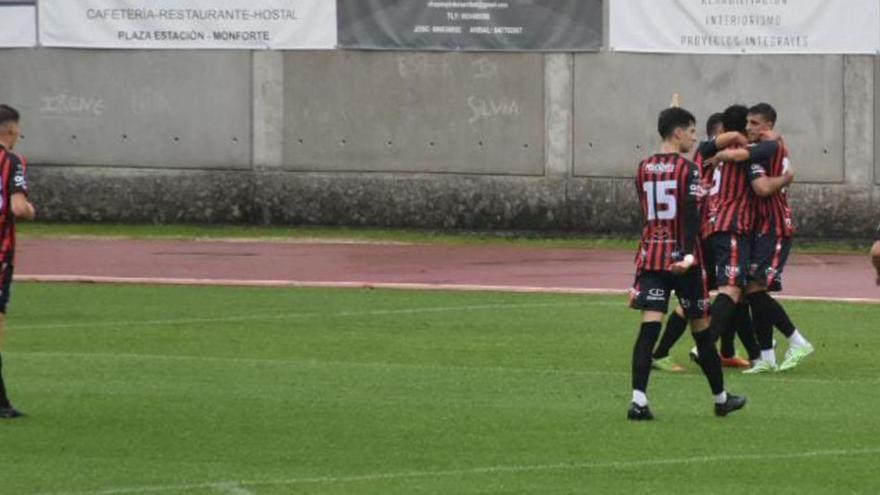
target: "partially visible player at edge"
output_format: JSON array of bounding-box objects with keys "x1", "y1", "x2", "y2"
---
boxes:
[
  {"x1": 0, "y1": 104, "x2": 36, "y2": 419},
  {"x1": 872, "y1": 222, "x2": 880, "y2": 286},
  {"x1": 627, "y1": 106, "x2": 746, "y2": 420},
  {"x1": 708, "y1": 103, "x2": 814, "y2": 373}
]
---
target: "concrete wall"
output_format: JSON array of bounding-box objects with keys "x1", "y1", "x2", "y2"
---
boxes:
[
  {"x1": 282, "y1": 51, "x2": 545, "y2": 175},
  {"x1": 1, "y1": 47, "x2": 878, "y2": 237},
  {"x1": 0, "y1": 49, "x2": 252, "y2": 169},
  {"x1": 574, "y1": 53, "x2": 844, "y2": 182}
]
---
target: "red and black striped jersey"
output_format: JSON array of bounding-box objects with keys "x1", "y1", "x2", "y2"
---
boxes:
[
  {"x1": 750, "y1": 139, "x2": 794, "y2": 238},
  {"x1": 693, "y1": 139, "x2": 719, "y2": 221},
  {"x1": 701, "y1": 142, "x2": 763, "y2": 238},
  {"x1": 634, "y1": 153, "x2": 702, "y2": 272},
  {"x1": 0, "y1": 144, "x2": 29, "y2": 263},
  {"x1": 693, "y1": 140, "x2": 718, "y2": 185}
]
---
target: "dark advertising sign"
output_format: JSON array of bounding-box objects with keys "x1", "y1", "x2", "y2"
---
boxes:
[{"x1": 338, "y1": 0, "x2": 602, "y2": 51}]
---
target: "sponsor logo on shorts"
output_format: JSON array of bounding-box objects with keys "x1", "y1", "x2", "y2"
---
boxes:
[
  {"x1": 697, "y1": 298, "x2": 710, "y2": 311},
  {"x1": 724, "y1": 265, "x2": 740, "y2": 279},
  {"x1": 646, "y1": 288, "x2": 666, "y2": 301},
  {"x1": 680, "y1": 299, "x2": 691, "y2": 309}
]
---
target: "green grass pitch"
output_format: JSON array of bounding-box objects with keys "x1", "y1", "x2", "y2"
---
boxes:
[{"x1": 2, "y1": 283, "x2": 878, "y2": 494}]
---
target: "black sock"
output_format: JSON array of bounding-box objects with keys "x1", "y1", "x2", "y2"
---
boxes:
[
  {"x1": 632, "y1": 321, "x2": 662, "y2": 394},
  {"x1": 749, "y1": 292, "x2": 773, "y2": 351},
  {"x1": 0, "y1": 353, "x2": 10, "y2": 409},
  {"x1": 708, "y1": 293, "x2": 738, "y2": 344},
  {"x1": 734, "y1": 303, "x2": 761, "y2": 360},
  {"x1": 720, "y1": 320, "x2": 737, "y2": 358},
  {"x1": 766, "y1": 295, "x2": 796, "y2": 337},
  {"x1": 653, "y1": 312, "x2": 687, "y2": 359},
  {"x1": 693, "y1": 329, "x2": 725, "y2": 395}
]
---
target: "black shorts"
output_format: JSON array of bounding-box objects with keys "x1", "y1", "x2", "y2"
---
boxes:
[
  {"x1": 701, "y1": 240, "x2": 718, "y2": 291},
  {"x1": 630, "y1": 269, "x2": 710, "y2": 319},
  {"x1": 707, "y1": 232, "x2": 751, "y2": 288},
  {"x1": 750, "y1": 234, "x2": 792, "y2": 291},
  {"x1": 0, "y1": 263, "x2": 13, "y2": 314}
]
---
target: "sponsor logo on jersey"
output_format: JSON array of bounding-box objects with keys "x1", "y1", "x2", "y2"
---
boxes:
[
  {"x1": 650, "y1": 225, "x2": 671, "y2": 241},
  {"x1": 645, "y1": 163, "x2": 675, "y2": 174}
]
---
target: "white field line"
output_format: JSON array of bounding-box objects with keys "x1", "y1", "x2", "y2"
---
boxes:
[
  {"x1": 34, "y1": 446, "x2": 880, "y2": 495},
  {"x1": 210, "y1": 483, "x2": 254, "y2": 495},
  {"x1": 14, "y1": 350, "x2": 875, "y2": 386},
  {"x1": 16, "y1": 274, "x2": 880, "y2": 304},
  {"x1": 12, "y1": 301, "x2": 604, "y2": 331},
  {"x1": 16, "y1": 274, "x2": 625, "y2": 295}
]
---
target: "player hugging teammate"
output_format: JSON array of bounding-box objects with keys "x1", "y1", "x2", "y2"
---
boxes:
[
  {"x1": 627, "y1": 101, "x2": 816, "y2": 420},
  {"x1": 702, "y1": 103, "x2": 814, "y2": 374}
]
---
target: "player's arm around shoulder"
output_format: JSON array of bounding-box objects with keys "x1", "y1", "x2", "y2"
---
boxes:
[
  {"x1": 713, "y1": 131, "x2": 748, "y2": 150},
  {"x1": 704, "y1": 146, "x2": 749, "y2": 168}
]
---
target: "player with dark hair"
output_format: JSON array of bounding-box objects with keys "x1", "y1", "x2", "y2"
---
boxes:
[
  {"x1": 709, "y1": 103, "x2": 813, "y2": 373},
  {"x1": 697, "y1": 104, "x2": 793, "y2": 377},
  {"x1": 651, "y1": 110, "x2": 726, "y2": 372},
  {"x1": 0, "y1": 104, "x2": 36, "y2": 419},
  {"x1": 627, "y1": 106, "x2": 746, "y2": 420},
  {"x1": 650, "y1": 111, "x2": 724, "y2": 373},
  {"x1": 706, "y1": 112, "x2": 724, "y2": 138}
]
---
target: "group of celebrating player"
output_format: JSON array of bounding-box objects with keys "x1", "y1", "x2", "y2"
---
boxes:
[{"x1": 627, "y1": 99, "x2": 815, "y2": 420}]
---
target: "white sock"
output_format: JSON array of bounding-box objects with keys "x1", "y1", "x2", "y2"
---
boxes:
[
  {"x1": 714, "y1": 391, "x2": 728, "y2": 404},
  {"x1": 788, "y1": 330, "x2": 809, "y2": 347},
  {"x1": 632, "y1": 390, "x2": 648, "y2": 407},
  {"x1": 761, "y1": 350, "x2": 776, "y2": 365}
]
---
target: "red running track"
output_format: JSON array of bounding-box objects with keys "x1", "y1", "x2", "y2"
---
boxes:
[{"x1": 14, "y1": 238, "x2": 880, "y2": 303}]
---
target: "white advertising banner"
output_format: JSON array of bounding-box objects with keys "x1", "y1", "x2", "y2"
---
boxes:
[
  {"x1": 0, "y1": 5, "x2": 37, "y2": 47},
  {"x1": 610, "y1": 0, "x2": 880, "y2": 54},
  {"x1": 39, "y1": 0, "x2": 337, "y2": 49}
]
